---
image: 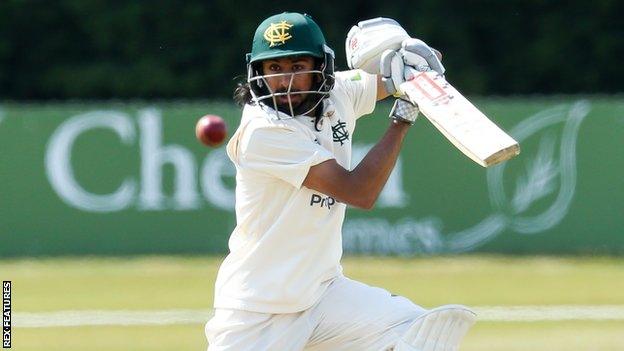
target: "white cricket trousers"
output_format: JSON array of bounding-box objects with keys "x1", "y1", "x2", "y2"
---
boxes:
[{"x1": 205, "y1": 275, "x2": 426, "y2": 351}]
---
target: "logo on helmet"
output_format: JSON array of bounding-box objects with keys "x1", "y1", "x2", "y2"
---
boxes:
[{"x1": 264, "y1": 21, "x2": 293, "y2": 47}]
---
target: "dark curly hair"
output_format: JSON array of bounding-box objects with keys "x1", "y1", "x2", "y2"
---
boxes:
[{"x1": 233, "y1": 81, "x2": 253, "y2": 107}]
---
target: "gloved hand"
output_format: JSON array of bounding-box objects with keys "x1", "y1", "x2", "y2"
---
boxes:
[
  {"x1": 381, "y1": 38, "x2": 445, "y2": 96},
  {"x1": 402, "y1": 38, "x2": 445, "y2": 75},
  {"x1": 346, "y1": 18, "x2": 409, "y2": 73}
]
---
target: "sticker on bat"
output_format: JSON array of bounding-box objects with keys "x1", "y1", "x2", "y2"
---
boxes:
[{"x1": 408, "y1": 73, "x2": 454, "y2": 106}]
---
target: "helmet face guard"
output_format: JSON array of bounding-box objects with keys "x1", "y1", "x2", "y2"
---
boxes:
[{"x1": 247, "y1": 45, "x2": 335, "y2": 118}]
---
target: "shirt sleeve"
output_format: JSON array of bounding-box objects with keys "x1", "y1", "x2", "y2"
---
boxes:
[
  {"x1": 239, "y1": 126, "x2": 334, "y2": 189},
  {"x1": 335, "y1": 70, "x2": 378, "y2": 119}
]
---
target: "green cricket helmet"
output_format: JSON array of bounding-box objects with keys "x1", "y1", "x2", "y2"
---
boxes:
[{"x1": 246, "y1": 12, "x2": 335, "y2": 117}]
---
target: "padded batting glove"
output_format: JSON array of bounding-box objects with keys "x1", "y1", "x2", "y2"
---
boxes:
[{"x1": 381, "y1": 38, "x2": 446, "y2": 97}]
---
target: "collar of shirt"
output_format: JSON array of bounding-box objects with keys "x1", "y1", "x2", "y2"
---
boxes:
[
  {"x1": 303, "y1": 99, "x2": 337, "y2": 127},
  {"x1": 257, "y1": 102, "x2": 293, "y2": 120}
]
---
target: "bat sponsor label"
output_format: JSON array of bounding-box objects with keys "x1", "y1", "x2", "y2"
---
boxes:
[{"x1": 408, "y1": 73, "x2": 450, "y2": 105}]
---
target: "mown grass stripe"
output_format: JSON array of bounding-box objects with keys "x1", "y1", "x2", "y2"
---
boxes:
[{"x1": 13, "y1": 305, "x2": 624, "y2": 328}]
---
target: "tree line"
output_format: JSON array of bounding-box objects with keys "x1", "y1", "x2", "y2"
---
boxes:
[{"x1": 0, "y1": 0, "x2": 621, "y2": 99}]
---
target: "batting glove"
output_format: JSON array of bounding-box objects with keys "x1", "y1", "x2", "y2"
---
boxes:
[{"x1": 380, "y1": 38, "x2": 445, "y2": 97}]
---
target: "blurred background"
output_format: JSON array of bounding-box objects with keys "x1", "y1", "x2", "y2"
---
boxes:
[
  {"x1": 1, "y1": 1, "x2": 623, "y2": 350},
  {"x1": 1, "y1": 0, "x2": 623, "y2": 99}
]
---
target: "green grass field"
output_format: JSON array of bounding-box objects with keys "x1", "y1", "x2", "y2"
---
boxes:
[{"x1": 3, "y1": 255, "x2": 624, "y2": 350}]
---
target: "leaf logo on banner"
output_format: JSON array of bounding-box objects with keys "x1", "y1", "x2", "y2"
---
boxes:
[
  {"x1": 445, "y1": 100, "x2": 590, "y2": 252},
  {"x1": 487, "y1": 100, "x2": 590, "y2": 235},
  {"x1": 511, "y1": 135, "x2": 559, "y2": 213},
  {"x1": 343, "y1": 100, "x2": 591, "y2": 254}
]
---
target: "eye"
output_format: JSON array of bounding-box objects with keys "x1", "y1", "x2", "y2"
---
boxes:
[
  {"x1": 268, "y1": 64, "x2": 280, "y2": 72},
  {"x1": 292, "y1": 64, "x2": 305, "y2": 72}
]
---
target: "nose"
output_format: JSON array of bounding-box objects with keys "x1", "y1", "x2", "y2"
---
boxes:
[{"x1": 277, "y1": 73, "x2": 293, "y2": 90}]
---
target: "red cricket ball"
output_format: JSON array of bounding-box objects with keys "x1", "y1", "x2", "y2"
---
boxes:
[{"x1": 195, "y1": 115, "x2": 227, "y2": 147}]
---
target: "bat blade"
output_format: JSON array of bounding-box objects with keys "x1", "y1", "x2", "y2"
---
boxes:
[{"x1": 400, "y1": 71, "x2": 520, "y2": 167}]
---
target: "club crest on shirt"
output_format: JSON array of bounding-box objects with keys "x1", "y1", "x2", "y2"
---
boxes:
[{"x1": 332, "y1": 119, "x2": 349, "y2": 145}]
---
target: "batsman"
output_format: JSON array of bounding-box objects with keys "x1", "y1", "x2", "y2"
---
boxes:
[{"x1": 206, "y1": 12, "x2": 476, "y2": 350}]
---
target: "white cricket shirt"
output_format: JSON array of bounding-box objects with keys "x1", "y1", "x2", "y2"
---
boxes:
[{"x1": 214, "y1": 70, "x2": 378, "y2": 313}]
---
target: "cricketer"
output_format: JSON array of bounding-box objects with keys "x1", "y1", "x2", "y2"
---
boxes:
[{"x1": 205, "y1": 12, "x2": 476, "y2": 350}]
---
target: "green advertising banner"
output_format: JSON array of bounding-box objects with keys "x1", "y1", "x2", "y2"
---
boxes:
[{"x1": 1, "y1": 98, "x2": 623, "y2": 257}]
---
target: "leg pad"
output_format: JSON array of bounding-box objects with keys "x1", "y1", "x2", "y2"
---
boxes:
[{"x1": 394, "y1": 304, "x2": 476, "y2": 351}]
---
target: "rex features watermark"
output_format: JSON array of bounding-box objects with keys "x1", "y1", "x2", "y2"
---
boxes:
[{"x1": 3, "y1": 281, "x2": 10, "y2": 349}]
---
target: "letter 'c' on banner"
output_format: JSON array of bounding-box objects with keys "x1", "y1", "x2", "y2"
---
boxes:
[{"x1": 45, "y1": 111, "x2": 137, "y2": 212}]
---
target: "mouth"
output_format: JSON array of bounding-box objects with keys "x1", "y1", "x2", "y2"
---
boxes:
[{"x1": 276, "y1": 94, "x2": 303, "y2": 106}]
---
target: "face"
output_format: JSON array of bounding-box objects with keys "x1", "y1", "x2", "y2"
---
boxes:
[{"x1": 261, "y1": 56, "x2": 316, "y2": 109}]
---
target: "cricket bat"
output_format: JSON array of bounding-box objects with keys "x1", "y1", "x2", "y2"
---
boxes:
[{"x1": 400, "y1": 70, "x2": 520, "y2": 167}]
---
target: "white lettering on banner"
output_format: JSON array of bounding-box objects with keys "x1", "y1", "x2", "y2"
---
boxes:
[
  {"x1": 343, "y1": 217, "x2": 444, "y2": 255},
  {"x1": 44, "y1": 101, "x2": 591, "y2": 254},
  {"x1": 344, "y1": 100, "x2": 591, "y2": 254},
  {"x1": 45, "y1": 110, "x2": 406, "y2": 212},
  {"x1": 138, "y1": 109, "x2": 200, "y2": 210},
  {"x1": 200, "y1": 149, "x2": 235, "y2": 211},
  {"x1": 45, "y1": 111, "x2": 137, "y2": 212}
]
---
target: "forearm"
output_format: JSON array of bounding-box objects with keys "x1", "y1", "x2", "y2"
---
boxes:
[
  {"x1": 347, "y1": 120, "x2": 410, "y2": 208},
  {"x1": 302, "y1": 120, "x2": 410, "y2": 209}
]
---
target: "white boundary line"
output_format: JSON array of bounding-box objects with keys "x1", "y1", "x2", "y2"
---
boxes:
[
  {"x1": 14, "y1": 309, "x2": 213, "y2": 328},
  {"x1": 473, "y1": 305, "x2": 624, "y2": 322},
  {"x1": 13, "y1": 306, "x2": 624, "y2": 328}
]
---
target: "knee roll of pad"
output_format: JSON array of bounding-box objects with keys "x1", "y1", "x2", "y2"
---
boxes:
[{"x1": 394, "y1": 304, "x2": 476, "y2": 351}]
